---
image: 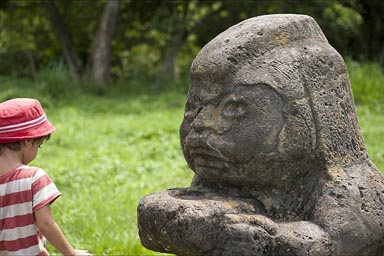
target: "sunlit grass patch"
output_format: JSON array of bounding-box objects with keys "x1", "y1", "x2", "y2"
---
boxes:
[
  {"x1": 356, "y1": 105, "x2": 384, "y2": 171},
  {"x1": 32, "y1": 93, "x2": 193, "y2": 255}
]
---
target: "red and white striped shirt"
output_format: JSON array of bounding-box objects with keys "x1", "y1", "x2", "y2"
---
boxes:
[{"x1": 0, "y1": 165, "x2": 61, "y2": 255}]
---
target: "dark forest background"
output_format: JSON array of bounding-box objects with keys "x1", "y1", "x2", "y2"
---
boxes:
[{"x1": 0, "y1": 0, "x2": 383, "y2": 90}]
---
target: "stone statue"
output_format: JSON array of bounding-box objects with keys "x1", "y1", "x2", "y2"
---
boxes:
[{"x1": 137, "y1": 14, "x2": 384, "y2": 256}]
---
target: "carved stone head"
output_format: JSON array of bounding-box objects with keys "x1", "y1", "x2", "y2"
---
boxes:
[
  {"x1": 139, "y1": 14, "x2": 384, "y2": 256},
  {"x1": 180, "y1": 14, "x2": 367, "y2": 188}
]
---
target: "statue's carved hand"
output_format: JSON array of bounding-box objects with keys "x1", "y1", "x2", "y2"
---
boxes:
[
  {"x1": 221, "y1": 214, "x2": 332, "y2": 255},
  {"x1": 273, "y1": 221, "x2": 332, "y2": 256},
  {"x1": 225, "y1": 213, "x2": 278, "y2": 235}
]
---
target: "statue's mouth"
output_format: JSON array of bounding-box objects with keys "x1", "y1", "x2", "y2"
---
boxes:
[
  {"x1": 187, "y1": 147, "x2": 237, "y2": 176},
  {"x1": 194, "y1": 156, "x2": 225, "y2": 170}
]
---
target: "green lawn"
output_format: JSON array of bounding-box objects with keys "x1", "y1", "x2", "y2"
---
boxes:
[
  {"x1": 0, "y1": 80, "x2": 381, "y2": 255},
  {"x1": 356, "y1": 104, "x2": 384, "y2": 171},
  {"x1": 32, "y1": 92, "x2": 194, "y2": 255}
]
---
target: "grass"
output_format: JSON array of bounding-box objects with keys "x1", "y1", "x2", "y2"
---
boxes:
[
  {"x1": 0, "y1": 59, "x2": 383, "y2": 255},
  {"x1": 356, "y1": 105, "x2": 384, "y2": 171},
  {"x1": 30, "y1": 92, "x2": 194, "y2": 255},
  {"x1": 347, "y1": 59, "x2": 384, "y2": 105}
]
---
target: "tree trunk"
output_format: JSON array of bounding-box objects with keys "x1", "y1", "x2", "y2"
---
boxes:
[
  {"x1": 26, "y1": 49, "x2": 37, "y2": 80},
  {"x1": 160, "y1": 1, "x2": 189, "y2": 81},
  {"x1": 160, "y1": 1, "x2": 223, "y2": 81},
  {"x1": 45, "y1": 0, "x2": 84, "y2": 80},
  {"x1": 20, "y1": 18, "x2": 37, "y2": 80},
  {"x1": 91, "y1": 0, "x2": 121, "y2": 88},
  {"x1": 380, "y1": 45, "x2": 384, "y2": 66},
  {"x1": 161, "y1": 31, "x2": 186, "y2": 81}
]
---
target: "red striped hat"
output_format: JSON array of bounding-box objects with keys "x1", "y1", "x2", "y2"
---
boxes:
[{"x1": 0, "y1": 98, "x2": 56, "y2": 143}]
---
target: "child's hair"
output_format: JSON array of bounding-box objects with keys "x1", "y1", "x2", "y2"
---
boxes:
[{"x1": 0, "y1": 135, "x2": 51, "y2": 153}]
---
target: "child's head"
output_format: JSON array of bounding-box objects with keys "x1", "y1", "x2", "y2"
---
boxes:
[{"x1": 0, "y1": 98, "x2": 56, "y2": 153}]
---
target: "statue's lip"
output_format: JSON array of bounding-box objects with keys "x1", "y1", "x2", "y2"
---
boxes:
[
  {"x1": 193, "y1": 156, "x2": 226, "y2": 171},
  {"x1": 187, "y1": 146, "x2": 227, "y2": 160},
  {"x1": 187, "y1": 146, "x2": 233, "y2": 172}
]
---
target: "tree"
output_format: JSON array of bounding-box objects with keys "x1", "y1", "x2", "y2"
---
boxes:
[
  {"x1": 45, "y1": 0, "x2": 84, "y2": 80},
  {"x1": 0, "y1": 0, "x2": 57, "y2": 77},
  {"x1": 159, "y1": 0, "x2": 190, "y2": 81},
  {"x1": 358, "y1": 0, "x2": 384, "y2": 64},
  {"x1": 142, "y1": 0, "x2": 224, "y2": 81},
  {"x1": 91, "y1": 0, "x2": 121, "y2": 87},
  {"x1": 44, "y1": 0, "x2": 121, "y2": 86}
]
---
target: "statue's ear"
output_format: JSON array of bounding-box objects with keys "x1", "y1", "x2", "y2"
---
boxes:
[{"x1": 278, "y1": 98, "x2": 317, "y2": 156}]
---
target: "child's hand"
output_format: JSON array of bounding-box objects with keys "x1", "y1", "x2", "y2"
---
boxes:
[{"x1": 73, "y1": 249, "x2": 92, "y2": 255}]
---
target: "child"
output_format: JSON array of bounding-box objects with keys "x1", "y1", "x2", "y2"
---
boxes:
[{"x1": 0, "y1": 98, "x2": 90, "y2": 255}]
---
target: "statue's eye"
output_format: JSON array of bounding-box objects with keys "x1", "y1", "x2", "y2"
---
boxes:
[{"x1": 222, "y1": 100, "x2": 246, "y2": 118}]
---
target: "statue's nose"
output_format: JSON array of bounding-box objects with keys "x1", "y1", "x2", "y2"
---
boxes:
[
  {"x1": 190, "y1": 106, "x2": 217, "y2": 134},
  {"x1": 183, "y1": 107, "x2": 215, "y2": 148},
  {"x1": 188, "y1": 105, "x2": 233, "y2": 140}
]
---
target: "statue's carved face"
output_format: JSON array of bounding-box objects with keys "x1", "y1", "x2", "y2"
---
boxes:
[{"x1": 180, "y1": 78, "x2": 285, "y2": 181}]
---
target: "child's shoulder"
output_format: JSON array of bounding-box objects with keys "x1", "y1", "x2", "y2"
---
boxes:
[
  {"x1": 12, "y1": 165, "x2": 45, "y2": 179},
  {"x1": 0, "y1": 165, "x2": 41, "y2": 184}
]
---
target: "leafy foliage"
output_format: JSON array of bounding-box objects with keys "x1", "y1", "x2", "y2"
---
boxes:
[{"x1": 1, "y1": 0, "x2": 384, "y2": 83}]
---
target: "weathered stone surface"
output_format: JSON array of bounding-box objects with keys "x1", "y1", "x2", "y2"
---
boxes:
[{"x1": 138, "y1": 14, "x2": 384, "y2": 255}]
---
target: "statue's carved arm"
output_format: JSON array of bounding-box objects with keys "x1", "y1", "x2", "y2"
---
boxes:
[{"x1": 138, "y1": 191, "x2": 333, "y2": 256}]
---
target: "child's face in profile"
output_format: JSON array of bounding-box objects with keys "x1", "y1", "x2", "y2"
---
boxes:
[{"x1": 21, "y1": 138, "x2": 44, "y2": 164}]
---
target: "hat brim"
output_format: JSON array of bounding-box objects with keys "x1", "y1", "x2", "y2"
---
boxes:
[{"x1": 0, "y1": 120, "x2": 56, "y2": 143}]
